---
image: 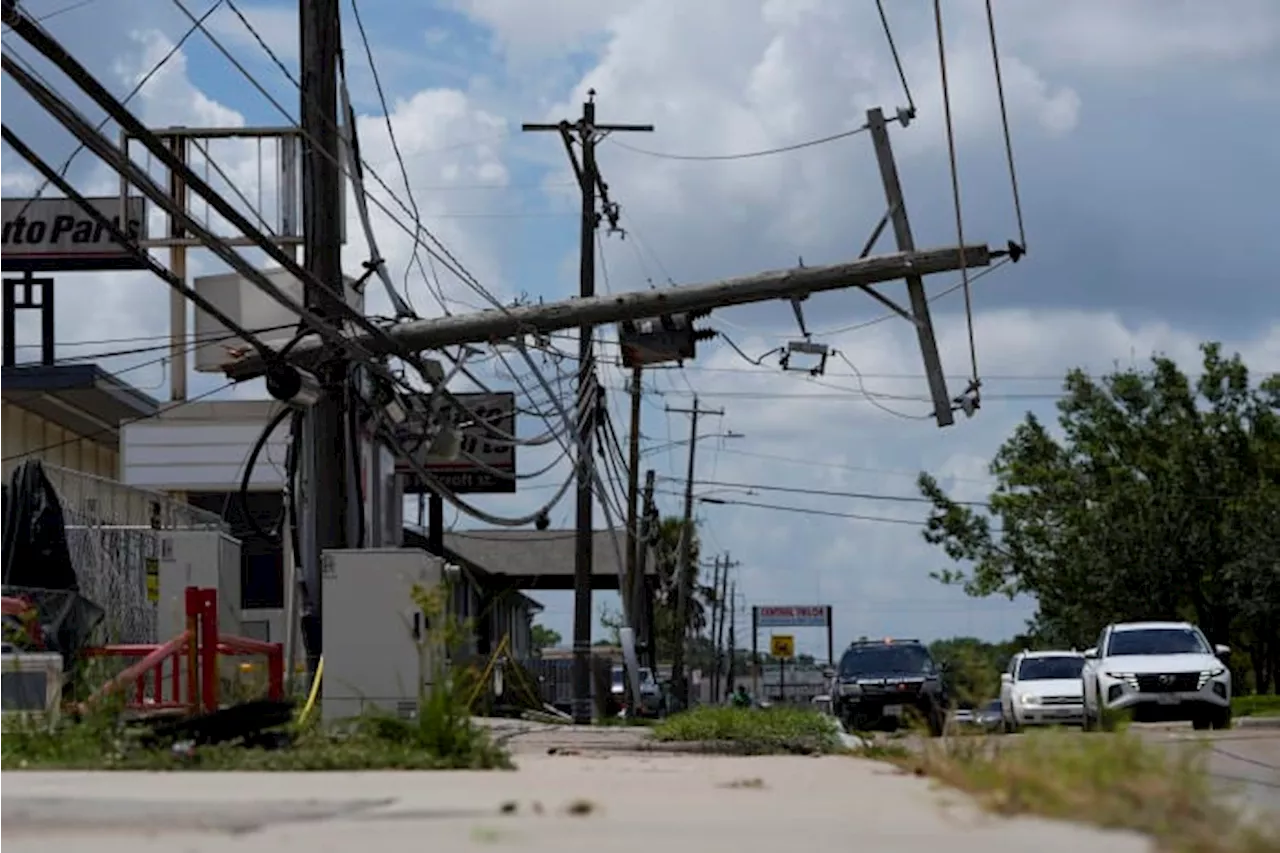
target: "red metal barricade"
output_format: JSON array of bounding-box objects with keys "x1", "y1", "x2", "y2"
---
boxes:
[{"x1": 79, "y1": 586, "x2": 284, "y2": 715}]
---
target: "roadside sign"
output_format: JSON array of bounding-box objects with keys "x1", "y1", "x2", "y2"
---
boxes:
[
  {"x1": 770, "y1": 634, "x2": 795, "y2": 659},
  {"x1": 2, "y1": 195, "x2": 147, "y2": 272},
  {"x1": 756, "y1": 605, "x2": 828, "y2": 628},
  {"x1": 398, "y1": 391, "x2": 517, "y2": 494}
]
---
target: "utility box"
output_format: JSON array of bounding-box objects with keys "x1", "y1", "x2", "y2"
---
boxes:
[
  {"x1": 156, "y1": 530, "x2": 242, "y2": 641},
  {"x1": 321, "y1": 548, "x2": 445, "y2": 724}
]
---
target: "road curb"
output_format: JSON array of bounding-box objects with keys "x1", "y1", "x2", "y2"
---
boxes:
[{"x1": 1235, "y1": 716, "x2": 1280, "y2": 730}]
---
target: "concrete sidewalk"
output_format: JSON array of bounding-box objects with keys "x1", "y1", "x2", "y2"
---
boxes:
[{"x1": 3, "y1": 753, "x2": 1149, "y2": 852}]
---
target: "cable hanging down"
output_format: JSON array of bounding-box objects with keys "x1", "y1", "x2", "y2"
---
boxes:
[{"x1": 932, "y1": 0, "x2": 981, "y2": 403}]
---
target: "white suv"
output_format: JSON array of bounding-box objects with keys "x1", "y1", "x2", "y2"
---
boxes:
[
  {"x1": 1081, "y1": 621, "x2": 1232, "y2": 731},
  {"x1": 1000, "y1": 650, "x2": 1085, "y2": 732}
]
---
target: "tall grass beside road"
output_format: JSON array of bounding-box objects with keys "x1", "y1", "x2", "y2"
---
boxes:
[{"x1": 892, "y1": 728, "x2": 1280, "y2": 853}]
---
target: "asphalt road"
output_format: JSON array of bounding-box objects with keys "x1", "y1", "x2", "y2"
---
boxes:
[
  {"x1": 479, "y1": 717, "x2": 1280, "y2": 817},
  {"x1": 2, "y1": 753, "x2": 1152, "y2": 852}
]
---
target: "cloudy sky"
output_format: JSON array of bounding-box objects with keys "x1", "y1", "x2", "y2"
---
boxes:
[{"x1": 4, "y1": 0, "x2": 1278, "y2": 657}]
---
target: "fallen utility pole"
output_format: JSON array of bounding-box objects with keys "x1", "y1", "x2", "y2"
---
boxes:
[
  {"x1": 667, "y1": 397, "x2": 724, "y2": 709},
  {"x1": 225, "y1": 244, "x2": 993, "y2": 379},
  {"x1": 523, "y1": 90, "x2": 653, "y2": 726}
]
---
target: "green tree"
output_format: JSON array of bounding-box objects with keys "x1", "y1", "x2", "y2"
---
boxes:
[
  {"x1": 918, "y1": 344, "x2": 1280, "y2": 692},
  {"x1": 530, "y1": 623, "x2": 561, "y2": 654},
  {"x1": 929, "y1": 636, "x2": 1024, "y2": 707},
  {"x1": 650, "y1": 516, "x2": 716, "y2": 660}
]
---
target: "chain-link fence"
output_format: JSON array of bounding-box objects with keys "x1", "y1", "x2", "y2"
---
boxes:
[{"x1": 42, "y1": 465, "x2": 227, "y2": 644}]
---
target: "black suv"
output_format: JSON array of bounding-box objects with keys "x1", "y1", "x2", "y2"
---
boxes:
[{"x1": 826, "y1": 639, "x2": 948, "y2": 736}]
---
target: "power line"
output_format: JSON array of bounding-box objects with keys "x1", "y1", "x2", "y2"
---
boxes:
[
  {"x1": 874, "y1": 0, "x2": 915, "y2": 117},
  {"x1": 2, "y1": 379, "x2": 237, "y2": 461},
  {"x1": 607, "y1": 123, "x2": 869, "y2": 162},
  {"x1": 659, "y1": 476, "x2": 991, "y2": 507},
  {"x1": 3, "y1": 0, "x2": 224, "y2": 225},
  {"x1": 698, "y1": 496, "x2": 928, "y2": 527}
]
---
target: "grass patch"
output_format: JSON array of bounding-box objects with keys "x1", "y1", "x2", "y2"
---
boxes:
[
  {"x1": 2, "y1": 707, "x2": 512, "y2": 771},
  {"x1": 651, "y1": 706, "x2": 841, "y2": 755},
  {"x1": 1233, "y1": 694, "x2": 1280, "y2": 718},
  {"x1": 4, "y1": 579, "x2": 511, "y2": 772},
  {"x1": 889, "y1": 728, "x2": 1280, "y2": 853}
]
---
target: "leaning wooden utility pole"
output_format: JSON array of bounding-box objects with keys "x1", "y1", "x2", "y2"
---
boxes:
[
  {"x1": 866, "y1": 107, "x2": 953, "y2": 426},
  {"x1": 224, "y1": 245, "x2": 994, "y2": 379},
  {"x1": 523, "y1": 91, "x2": 654, "y2": 725},
  {"x1": 298, "y1": 0, "x2": 348, "y2": 675},
  {"x1": 666, "y1": 397, "x2": 724, "y2": 709}
]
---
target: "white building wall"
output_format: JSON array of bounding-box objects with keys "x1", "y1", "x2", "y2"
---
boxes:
[
  {"x1": 2, "y1": 401, "x2": 118, "y2": 482},
  {"x1": 121, "y1": 400, "x2": 291, "y2": 492}
]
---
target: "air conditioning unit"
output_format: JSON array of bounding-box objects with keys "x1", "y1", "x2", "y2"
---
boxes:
[
  {"x1": 156, "y1": 530, "x2": 242, "y2": 641},
  {"x1": 321, "y1": 548, "x2": 445, "y2": 724},
  {"x1": 2, "y1": 645, "x2": 64, "y2": 724}
]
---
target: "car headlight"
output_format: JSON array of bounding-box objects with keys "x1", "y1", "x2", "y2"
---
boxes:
[
  {"x1": 1102, "y1": 671, "x2": 1139, "y2": 690},
  {"x1": 1018, "y1": 694, "x2": 1041, "y2": 706},
  {"x1": 1198, "y1": 668, "x2": 1227, "y2": 689}
]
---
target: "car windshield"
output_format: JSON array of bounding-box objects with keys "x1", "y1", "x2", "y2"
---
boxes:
[
  {"x1": 984, "y1": 699, "x2": 1002, "y2": 713},
  {"x1": 839, "y1": 644, "x2": 934, "y2": 676},
  {"x1": 1107, "y1": 628, "x2": 1209, "y2": 656},
  {"x1": 1017, "y1": 656, "x2": 1084, "y2": 680}
]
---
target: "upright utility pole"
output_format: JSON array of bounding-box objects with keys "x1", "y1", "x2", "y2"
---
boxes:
[
  {"x1": 708, "y1": 555, "x2": 722, "y2": 702},
  {"x1": 624, "y1": 366, "x2": 644, "y2": 638},
  {"x1": 635, "y1": 468, "x2": 657, "y2": 670},
  {"x1": 523, "y1": 91, "x2": 653, "y2": 725},
  {"x1": 299, "y1": 0, "x2": 348, "y2": 674},
  {"x1": 727, "y1": 580, "x2": 737, "y2": 695},
  {"x1": 666, "y1": 396, "x2": 724, "y2": 708},
  {"x1": 715, "y1": 551, "x2": 737, "y2": 701}
]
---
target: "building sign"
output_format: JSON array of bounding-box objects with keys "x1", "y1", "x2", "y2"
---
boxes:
[
  {"x1": 1, "y1": 195, "x2": 148, "y2": 272},
  {"x1": 399, "y1": 391, "x2": 517, "y2": 495},
  {"x1": 756, "y1": 605, "x2": 829, "y2": 629}
]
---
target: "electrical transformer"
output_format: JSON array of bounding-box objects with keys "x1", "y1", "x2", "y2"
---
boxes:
[
  {"x1": 156, "y1": 530, "x2": 242, "y2": 641},
  {"x1": 320, "y1": 548, "x2": 445, "y2": 724}
]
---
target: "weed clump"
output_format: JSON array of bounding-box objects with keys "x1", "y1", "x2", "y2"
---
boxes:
[{"x1": 652, "y1": 705, "x2": 842, "y2": 755}]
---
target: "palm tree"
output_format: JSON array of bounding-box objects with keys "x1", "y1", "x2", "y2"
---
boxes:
[{"x1": 650, "y1": 516, "x2": 716, "y2": 659}]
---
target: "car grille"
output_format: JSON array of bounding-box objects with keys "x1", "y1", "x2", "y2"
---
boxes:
[
  {"x1": 1041, "y1": 696, "x2": 1080, "y2": 706},
  {"x1": 857, "y1": 680, "x2": 923, "y2": 697},
  {"x1": 1136, "y1": 672, "x2": 1199, "y2": 693}
]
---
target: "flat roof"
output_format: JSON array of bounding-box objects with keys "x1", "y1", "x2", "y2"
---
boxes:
[
  {"x1": 441, "y1": 528, "x2": 656, "y2": 592},
  {"x1": 2, "y1": 363, "x2": 159, "y2": 447}
]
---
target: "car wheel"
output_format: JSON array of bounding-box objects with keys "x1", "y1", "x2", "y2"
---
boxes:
[
  {"x1": 1211, "y1": 707, "x2": 1232, "y2": 731},
  {"x1": 1192, "y1": 713, "x2": 1212, "y2": 731},
  {"x1": 1004, "y1": 717, "x2": 1020, "y2": 735}
]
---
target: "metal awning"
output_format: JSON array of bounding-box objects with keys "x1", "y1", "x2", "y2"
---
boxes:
[{"x1": 1, "y1": 363, "x2": 159, "y2": 446}]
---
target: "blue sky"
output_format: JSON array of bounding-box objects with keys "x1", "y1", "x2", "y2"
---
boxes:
[{"x1": 4, "y1": 0, "x2": 1279, "y2": 658}]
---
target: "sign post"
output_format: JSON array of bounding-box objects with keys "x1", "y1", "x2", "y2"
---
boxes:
[
  {"x1": 752, "y1": 605, "x2": 834, "y2": 702},
  {"x1": 770, "y1": 633, "x2": 795, "y2": 704}
]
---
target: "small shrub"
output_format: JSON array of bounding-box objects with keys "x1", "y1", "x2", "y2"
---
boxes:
[{"x1": 652, "y1": 705, "x2": 841, "y2": 754}]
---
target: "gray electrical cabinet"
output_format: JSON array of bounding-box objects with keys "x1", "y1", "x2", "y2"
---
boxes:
[{"x1": 320, "y1": 548, "x2": 445, "y2": 724}]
